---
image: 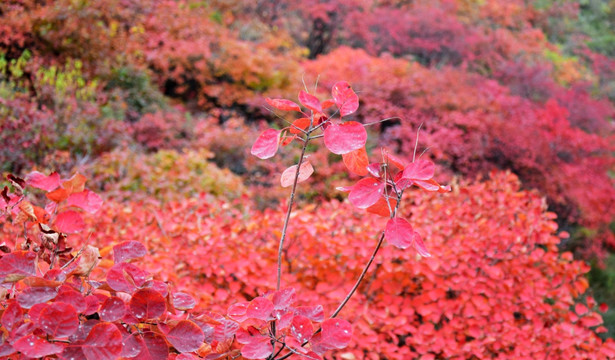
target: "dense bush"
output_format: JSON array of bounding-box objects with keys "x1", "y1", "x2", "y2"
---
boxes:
[
  {"x1": 2, "y1": 0, "x2": 615, "y2": 357},
  {"x1": 3, "y1": 170, "x2": 612, "y2": 359},
  {"x1": 304, "y1": 47, "x2": 615, "y2": 259}
]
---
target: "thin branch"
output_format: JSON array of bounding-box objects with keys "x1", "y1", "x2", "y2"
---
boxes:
[
  {"x1": 413, "y1": 123, "x2": 423, "y2": 163},
  {"x1": 301, "y1": 73, "x2": 309, "y2": 92},
  {"x1": 364, "y1": 117, "x2": 401, "y2": 127},
  {"x1": 418, "y1": 147, "x2": 431, "y2": 160},
  {"x1": 277, "y1": 136, "x2": 311, "y2": 291},
  {"x1": 330, "y1": 231, "x2": 386, "y2": 319}
]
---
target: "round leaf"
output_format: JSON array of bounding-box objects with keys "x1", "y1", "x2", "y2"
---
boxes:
[
  {"x1": 348, "y1": 178, "x2": 384, "y2": 209},
  {"x1": 291, "y1": 315, "x2": 313, "y2": 343},
  {"x1": 13, "y1": 334, "x2": 64, "y2": 358},
  {"x1": 280, "y1": 161, "x2": 314, "y2": 188},
  {"x1": 113, "y1": 241, "x2": 147, "y2": 264},
  {"x1": 299, "y1": 91, "x2": 322, "y2": 113},
  {"x1": 321, "y1": 318, "x2": 352, "y2": 349},
  {"x1": 332, "y1": 81, "x2": 359, "y2": 117},
  {"x1": 251, "y1": 129, "x2": 281, "y2": 159},
  {"x1": 402, "y1": 160, "x2": 435, "y2": 181},
  {"x1": 166, "y1": 320, "x2": 204, "y2": 353},
  {"x1": 246, "y1": 297, "x2": 274, "y2": 321},
  {"x1": 54, "y1": 210, "x2": 86, "y2": 234},
  {"x1": 38, "y1": 302, "x2": 79, "y2": 337},
  {"x1": 265, "y1": 98, "x2": 301, "y2": 112},
  {"x1": 342, "y1": 147, "x2": 369, "y2": 176},
  {"x1": 385, "y1": 217, "x2": 414, "y2": 249},
  {"x1": 172, "y1": 292, "x2": 196, "y2": 311},
  {"x1": 66, "y1": 190, "x2": 102, "y2": 214},
  {"x1": 26, "y1": 171, "x2": 61, "y2": 191},
  {"x1": 82, "y1": 322, "x2": 123, "y2": 360},
  {"x1": 100, "y1": 296, "x2": 127, "y2": 322},
  {"x1": 323, "y1": 122, "x2": 367, "y2": 155},
  {"x1": 130, "y1": 288, "x2": 167, "y2": 320}
]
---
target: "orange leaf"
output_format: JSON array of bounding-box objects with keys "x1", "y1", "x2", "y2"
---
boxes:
[
  {"x1": 289, "y1": 117, "x2": 311, "y2": 135},
  {"x1": 62, "y1": 173, "x2": 87, "y2": 195},
  {"x1": 342, "y1": 147, "x2": 369, "y2": 176}
]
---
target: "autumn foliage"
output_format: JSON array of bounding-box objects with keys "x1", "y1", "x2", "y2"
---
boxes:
[{"x1": 2, "y1": 0, "x2": 615, "y2": 359}]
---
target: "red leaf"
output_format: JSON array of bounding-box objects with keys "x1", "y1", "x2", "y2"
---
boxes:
[
  {"x1": 26, "y1": 171, "x2": 60, "y2": 191},
  {"x1": 412, "y1": 231, "x2": 431, "y2": 257},
  {"x1": 402, "y1": 160, "x2": 435, "y2": 181},
  {"x1": 251, "y1": 129, "x2": 281, "y2": 159},
  {"x1": 139, "y1": 332, "x2": 169, "y2": 360},
  {"x1": 273, "y1": 288, "x2": 296, "y2": 310},
  {"x1": 575, "y1": 303, "x2": 588, "y2": 315},
  {"x1": 412, "y1": 178, "x2": 442, "y2": 192},
  {"x1": 66, "y1": 190, "x2": 102, "y2": 214},
  {"x1": 177, "y1": 353, "x2": 200, "y2": 360},
  {"x1": 366, "y1": 197, "x2": 396, "y2": 217},
  {"x1": 1, "y1": 300, "x2": 23, "y2": 332},
  {"x1": 46, "y1": 187, "x2": 70, "y2": 203},
  {"x1": 321, "y1": 99, "x2": 335, "y2": 109},
  {"x1": 120, "y1": 333, "x2": 145, "y2": 358},
  {"x1": 113, "y1": 241, "x2": 147, "y2": 264},
  {"x1": 580, "y1": 313, "x2": 603, "y2": 327},
  {"x1": 213, "y1": 319, "x2": 239, "y2": 342},
  {"x1": 106, "y1": 262, "x2": 151, "y2": 293},
  {"x1": 246, "y1": 297, "x2": 274, "y2": 321},
  {"x1": 227, "y1": 301, "x2": 249, "y2": 322},
  {"x1": 0, "y1": 251, "x2": 36, "y2": 283},
  {"x1": 0, "y1": 338, "x2": 15, "y2": 357},
  {"x1": 294, "y1": 305, "x2": 324, "y2": 322},
  {"x1": 280, "y1": 161, "x2": 314, "y2": 188},
  {"x1": 28, "y1": 303, "x2": 47, "y2": 324},
  {"x1": 100, "y1": 296, "x2": 127, "y2": 322},
  {"x1": 38, "y1": 302, "x2": 79, "y2": 337},
  {"x1": 13, "y1": 334, "x2": 64, "y2": 357},
  {"x1": 290, "y1": 117, "x2": 311, "y2": 134},
  {"x1": 266, "y1": 98, "x2": 301, "y2": 112},
  {"x1": 320, "y1": 318, "x2": 352, "y2": 349},
  {"x1": 291, "y1": 315, "x2": 313, "y2": 343},
  {"x1": 299, "y1": 91, "x2": 322, "y2": 113},
  {"x1": 332, "y1": 81, "x2": 359, "y2": 117},
  {"x1": 17, "y1": 286, "x2": 57, "y2": 309},
  {"x1": 385, "y1": 218, "x2": 414, "y2": 249},
  {"x1": 323, "y1": 121, "x2": 367, "y2": 155},
  {"x1": 130, "y1": 288, "x2": 167, "y2": 320},
  {"x1": 383, "y1": 149, "x2": 407, "y2": 170},
  {"x1": 366, "y1": 163, "x2": 381, "y2": 178},
  {"x1": 82, "y1": 322, "x2": 123, "y2": 360},
  {"x1": 166, "y1": 320, "x2": 204, "y2": 353},
  {"x1": 241, "y1": 337, "x2": 272, "y2": 359},
  {"x1": 348, "y1": 178, "x2": 384, "y2": 209},
  {"x1": 172, "y1": 292, "x2": 196, "y2": 311},
  {"x1": 54, "y1": 210, "x2": 85, "y2": 234},
  {"x1": 55, "y1": 286, "x2": 87, "y2": 313},
  {"x1": 342, "y1": 147, "x2": 369, "y2": 176}
]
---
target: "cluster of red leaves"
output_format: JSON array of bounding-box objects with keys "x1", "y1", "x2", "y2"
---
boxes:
[
  {"x1": 3, "y1": 172, "x2": 608, "y2": 359},
  {"x1": 303, "y1": 47, "x2": 615, "y2": 258},
  {"x1": 252, "y1": 82, "x2": 450, "y2": 256},
  {"x1": 0, "y1": 173, "x2": 354, "y2": 360}
]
